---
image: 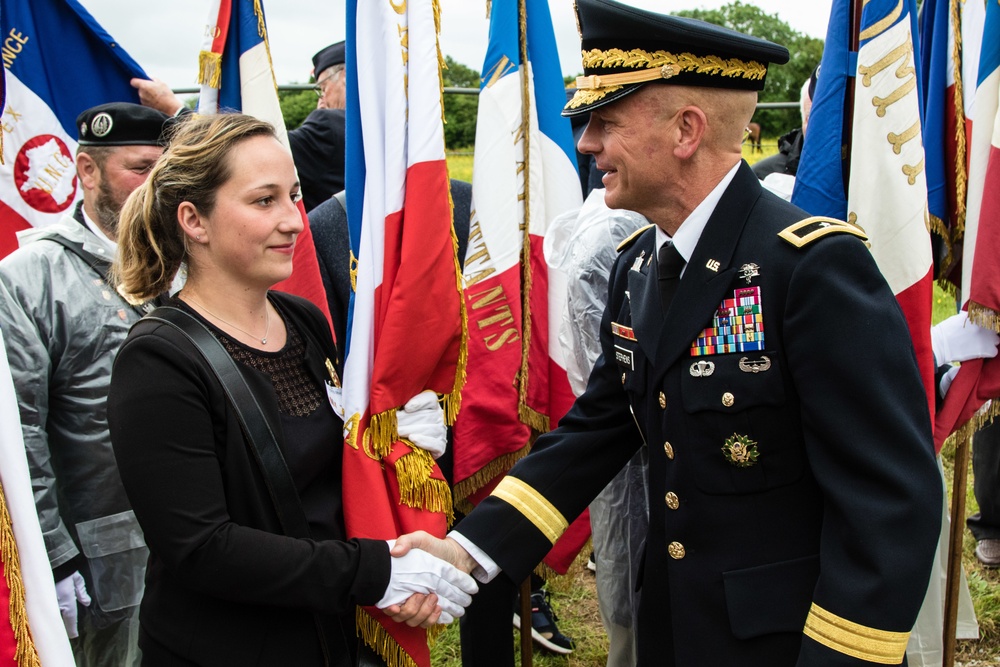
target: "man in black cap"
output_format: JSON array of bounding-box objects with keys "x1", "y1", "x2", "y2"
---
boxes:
[
  {"x1": 287, "y1": 41, "x2": 348, "y2": 212},
  {"x1": 392, "y1": 1, "x2": 941, "y2": 665},
  {"x1": 0, "y1": 102, "x2": 169, "y2": 667}
]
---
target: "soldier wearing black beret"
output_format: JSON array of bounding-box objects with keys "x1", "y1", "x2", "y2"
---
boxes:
[
  {"x1": 0, "y1": 100, "x2": 168, "y2": 666},
  {"x1": 393, "y1": 0, "x2": 942, "y2": 665}
]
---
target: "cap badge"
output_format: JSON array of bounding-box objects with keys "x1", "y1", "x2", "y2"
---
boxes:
[
  {"x1": 738, "y1": 263, "x2": 760, "y2": 284},
  {"x1": 90, "y1": 112, "x2": 113, "y2": 138},
  {"x1": 722, "y1": 434, "x2": 759, "y2": 468}
]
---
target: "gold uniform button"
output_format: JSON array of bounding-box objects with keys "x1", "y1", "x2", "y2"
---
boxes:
[
  {"x1": 722, "y1": 392, "x2": 735, "y2": 407},
  {"x1": 665, "y1": 492, "x2": 679, "y2": 510},
  {"x1": 668, "y1": 541, "x2": 686, "y2": 559},
  {"x1": 664, "y1": 441, "x2": 674, "y2": 459},
  {"x1": 658, "y1": 392, "x2": 667, "y2": 409},
  {"x1": 622, "y1": 373, "x2": 626, "y2": 385}
]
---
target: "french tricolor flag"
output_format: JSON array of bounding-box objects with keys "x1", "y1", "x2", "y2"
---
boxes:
[
  {"x1": 450, "y1": 0, "x2": 587, "y2": 573},
  {"x1": 0, "y1": 0, "x2": 146, "y2": 259},
  {"x1": 342, "y1": 0, "x2": 465, "y2": 664},
  {"x1": 936, "y1": 1, "x2": 1000, "y2": 446},
  {"x1": 197, "y1": 0, "x2": 331, "y2": 323}
]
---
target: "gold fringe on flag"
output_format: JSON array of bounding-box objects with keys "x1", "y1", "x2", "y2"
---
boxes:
[
  {"x1": 356, "y1": 607, "x2": 423, "y2": 667},
  {"x1": 350, "y1": 251, "x2": 359, "y2": 293},
  {"x1": 968, "y1": 301, "x2": 1000, "y2": 333},
  {"x1": 452, "y1": 440, "x2": 532, "y2": 511},
  {"x1": 0, "y1": 481, "x2": 41, "y2": 667},
  {"x1": 949, "y1": 0, "x2": 968, "y2": 247},
  {"x1": 394, "y1": 443, "x2": 455, "y2": 524},
  {"x1": 365, "y1": 409, "x2": 398, "y2": 461},
  {"x1": 197, "y1": 51, "x2": 223, "y2": 88},
  {"x1": 943, "y1": 398, "x2": 1000, "y2": 453}
]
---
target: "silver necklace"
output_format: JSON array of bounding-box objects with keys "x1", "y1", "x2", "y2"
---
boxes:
[{"x1": 184, "y1": 295, "x2": 271, "y2": 345}]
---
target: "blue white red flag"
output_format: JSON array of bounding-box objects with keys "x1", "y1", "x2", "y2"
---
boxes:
[
  {"x1": 936, "y1": 0, "x2": 1000, "y2": 446},
  {"x1": 342, "y1": 0, "x2": 465, "y2": 664},
  {"x1": 918, "y1": 0, "x2": 985, "y2": 287},
  {"x1": 794, "y1": 0, "x2": 936, "y2": 424},
  {"x1": 0, "y1": 0, "x2": 145, "y2": 258},
  {"x1": 197, "y1": 0, "x2": 331, "y2": 322},
  {"x1": 450, "y1": 0, "x2": 587, "y2": 574},
  {"x1": 0, "y1": 325, "x2": 74, "y2": 666}
]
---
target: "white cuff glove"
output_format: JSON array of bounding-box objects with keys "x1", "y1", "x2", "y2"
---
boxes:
[
  {"x1": 931, "y1": 312, "x2": 1000, "y2": 364},
  {"x1": 55, "y1": 571, "x2": 91, "y2": 639},
  {"x1": 940, "y1": 365, "x2": 961, "y2": 398},
  {"x1": 396, "y1": 390, "x2": 447, "y2": 459},
  {"x1": 376, "y1": 540, "x2": 478, "y2": 621}
]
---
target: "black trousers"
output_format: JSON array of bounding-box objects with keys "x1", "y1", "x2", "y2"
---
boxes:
[{"x1": 967, "y1": 419, "x2": 1000, "y2": 540}]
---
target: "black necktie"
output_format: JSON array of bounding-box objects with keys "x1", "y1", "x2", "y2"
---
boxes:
[{"x1": 658, "y1": 242, "x2": 686, "y2": 315}]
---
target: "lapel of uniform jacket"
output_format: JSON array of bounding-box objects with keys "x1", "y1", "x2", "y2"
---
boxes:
[
  {"x1": 655, "y1": 162, "x2": 763, "y2": 377},
  {"x1": 625, "y1": 231, "x2": 661, "y2": 364}
]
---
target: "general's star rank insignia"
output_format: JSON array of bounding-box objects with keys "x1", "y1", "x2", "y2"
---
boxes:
[{"x1": 722, "y1": 434, "x2": 759, "y2": 467}]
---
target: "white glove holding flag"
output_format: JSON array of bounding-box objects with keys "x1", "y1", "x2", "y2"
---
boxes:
[
  {"x1": 55, "y1": 570, "x2": 91, "y2": 639},
  {"x1": 396, "y1": 390, "x2": 447, "y2": 458},
  {"x1": 377, "y1": 540, "x2": 478, "y2": 623},
  {"x1": 931, "y1": 312, "x2": 1000, "y2": 364}
]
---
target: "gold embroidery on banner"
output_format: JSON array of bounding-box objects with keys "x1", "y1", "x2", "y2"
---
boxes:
[
  {"x1": 803, "y1": 603, "x2": 909, "y2": 664},
  {"x1": 344, "y1": 413, "x2": 360, "y2": 450},
  {"x1": 902, "y1": 158, "x2": 925, "y2": 186},
  {"x1": 887, "y1": 121, "x2": 920, "y2": 155},
  {"x1": 483, "y1": 55, "x2": 515, "y2": 89},
  {"x1": 492, "y1": 477, "x2": 568, "y2": 545},
  {"x1": 859, "y1": 0, "x2": 905, "y2": 41},
  {"x1": 581, "y1": 48, "x2": 767, "y2": 81}
]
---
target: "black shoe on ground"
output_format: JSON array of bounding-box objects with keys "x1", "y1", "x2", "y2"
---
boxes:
[
  {"x1": 976, "y1": 538, "x2": 1000, "y2": 568},
  {"x1": 512, "y1": 589, "x2": 575, "y2": 655}
]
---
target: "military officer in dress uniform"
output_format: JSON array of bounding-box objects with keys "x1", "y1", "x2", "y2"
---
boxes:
[{"x1": 391, "y1": 0, "x2": 942, "y2": 665}]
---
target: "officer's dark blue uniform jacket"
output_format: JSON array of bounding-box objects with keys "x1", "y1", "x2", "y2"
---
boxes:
[{"x1": 458, "y1": 162, "x2": 942, "y2": 666}]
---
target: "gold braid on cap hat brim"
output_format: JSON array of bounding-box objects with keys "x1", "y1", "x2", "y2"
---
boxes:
[{"x1": 567, "y1": 48, "x2": 767, "y2": 109}]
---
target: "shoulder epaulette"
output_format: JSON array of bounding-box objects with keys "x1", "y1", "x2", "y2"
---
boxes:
[
  {"x1": 616, "y1": 224, "x2": 656, "y2": 253},
  {"x1": 778, "y1": 216, "x2": 868, "y2": 249}
]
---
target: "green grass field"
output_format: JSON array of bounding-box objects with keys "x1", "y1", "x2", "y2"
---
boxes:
[{"x1": 438, "y1": 144, "x2": 999, "y2": 667}]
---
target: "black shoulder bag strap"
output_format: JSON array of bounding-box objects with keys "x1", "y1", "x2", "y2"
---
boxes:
[{"x1": 144, "y1": 306, "x2": 311, "y2": 538}]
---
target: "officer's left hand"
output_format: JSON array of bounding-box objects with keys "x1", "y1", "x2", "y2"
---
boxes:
[{"x1": 396, "y1": 390, "x2": 447, "y2": 458}]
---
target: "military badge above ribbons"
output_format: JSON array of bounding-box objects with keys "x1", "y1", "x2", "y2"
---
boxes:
[{"x1": 691, "y1": 286, "x2": 765, "y2": 356}]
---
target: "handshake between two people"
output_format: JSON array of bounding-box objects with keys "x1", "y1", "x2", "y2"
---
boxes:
[{"x1": 375, "y1": 532, "x2": 480, "y2": 629}]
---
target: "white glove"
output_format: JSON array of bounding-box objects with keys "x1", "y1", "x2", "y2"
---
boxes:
[
  {"x1": 940, "y1": 365, "x2": 961, "y2": 398},
  {"x1": 931, "y1": 312, "x2": 1000, "y2": 364},
  {"x1": 396, "y1": 390, "x2": 447, "y2": 459},
  {"x1": 55, "y1": 571, "x2": 91, "y2": 639},
  {"x1": 376, "y1": 540, "x2": 478, "y2": 621}
]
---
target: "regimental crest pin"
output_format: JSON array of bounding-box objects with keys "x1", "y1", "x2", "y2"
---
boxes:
[
  {"x1": 738, "y1": 263, "x2": 760, "y2": 284},
  {"x1": 90, "y1": 112, "x2": 113, "y2": 138},
  {"x1": 722, "y1": 434, "x2": 759, "y2": 467},
  {"x1": 632, "y1": 251, "x2": 646, "y2": 272}
]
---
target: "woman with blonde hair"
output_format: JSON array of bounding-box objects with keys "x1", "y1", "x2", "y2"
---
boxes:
[{"x1": 107, "y1": 113, "x2": 475, "y2": 666}]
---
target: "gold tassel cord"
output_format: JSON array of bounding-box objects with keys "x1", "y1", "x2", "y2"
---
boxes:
[
  {"x1": 516, "y1": 0, "x2": 537, "y2": 435},
  {"x1": 949, "y1": 0, "x2": 968, "y2": 245},
  {"x1": 252, "y1": 0, "x2": 280, "y2": 94},
  {"x1": 0, "y1": 481, "x2": 42, "y2": 667},
  {"x1": 197, "y1": 51, "x2": 223, "y2": 88},
  {"x1": 365, "y1": 410, "x2": 398, "y2": 461},
  {"x1": 356, "y1": 608, "x2": 424, "y2": 667}
]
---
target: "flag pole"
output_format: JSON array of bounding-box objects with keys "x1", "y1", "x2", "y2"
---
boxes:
[
  {"x1": 943, "y1": 431, "x2": 972, "y2": 666},
  {"x1": 843, "y1": 0, "x2": 863, "y2": 188}
]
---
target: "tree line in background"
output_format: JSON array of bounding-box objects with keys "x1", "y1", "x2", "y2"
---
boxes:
[{"x1": 277, "y1": 1, "x2": 823, "y2": 149}]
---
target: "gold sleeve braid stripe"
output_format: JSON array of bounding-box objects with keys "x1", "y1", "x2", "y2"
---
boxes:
[
  {"x1": 491, "y1": 477, "x2": 568, "y2": 545},
  {"x1": 803, "y1": 603, "x2": 910, "y2": 665}
]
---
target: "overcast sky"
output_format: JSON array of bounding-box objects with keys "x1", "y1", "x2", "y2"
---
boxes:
[{"x1": 76, "y1": 0, "x2": 833, "y2": 90}]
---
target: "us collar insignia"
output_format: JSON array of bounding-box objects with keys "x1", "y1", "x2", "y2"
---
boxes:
[
  {"x1": 690, "y1": 286, "x2": 765, "y2": 356},
  {"x1": 738, "y1": 263, "x2": 760, "y2": 284},
  {"x1": 722, "y1": 434, "x2": 759, "y2": 468}
]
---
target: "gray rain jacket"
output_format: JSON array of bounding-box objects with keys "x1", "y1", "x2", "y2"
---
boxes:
[{"x1": 0, "y1": 210, "x2": 148, "y2": 616}]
